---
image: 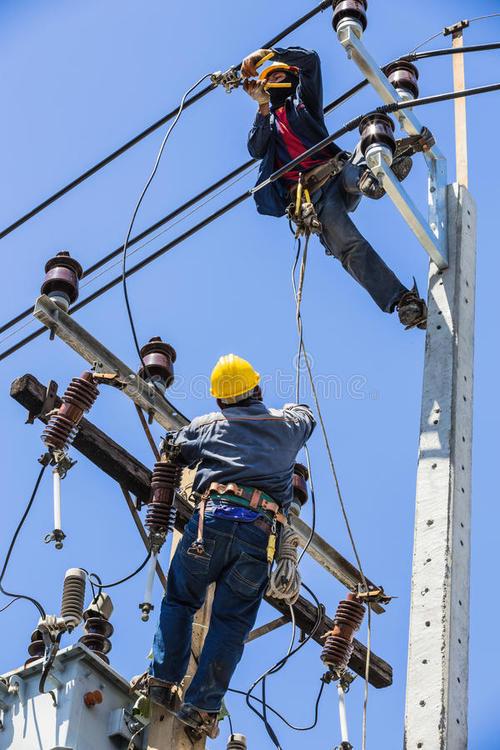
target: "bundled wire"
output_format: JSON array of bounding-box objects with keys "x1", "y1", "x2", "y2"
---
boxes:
[{"x1": 0, "y1": 462, "x2": 48, "y2": 619}]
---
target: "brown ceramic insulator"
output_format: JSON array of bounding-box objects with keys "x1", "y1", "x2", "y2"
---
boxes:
[
  {"x1": 320, "y1": 593, "x2": 366, "y2": 673},
  {"x1": 332, "y1": 0, "x2": 368, "y2": 32},
  {"x1": 385, "y1": 61, "x2": 420, "y2": 99},
  {"x1": 293, "y1": 463, "x2": 309, "y2": 507},
  {"x1": 138, "y1": 337, "x2": 176, "y2": 387},
  {"x1": 146, "y1": 461, "x2": 183, "y2": 532},
  {"x1": 359, "y1": 112, "x2": 396, "y2": 158},
  {"x1": 42, "y1": 372, "x2": 99, "y2": 451},
  {"x1": 79, "y1": 612, "x2": 113, "y2": 664},
  {"x1": 41, "y1": 251, "x2": 83, "y2": 305},
  {"x1": 26, "y1": 629, "x2": 45, "y2": 665},
  {"x1": 321, "y1": 634, "x2": 354, "y2": 671}
]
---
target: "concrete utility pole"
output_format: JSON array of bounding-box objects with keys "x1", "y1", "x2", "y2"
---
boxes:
[{"x1": 404, "y1": 184, "x2": 476, "y2": 749}]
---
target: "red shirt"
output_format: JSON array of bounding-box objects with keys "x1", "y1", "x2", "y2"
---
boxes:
[{"x1": 274, "y1": 105, "x2": 331, "y2": 184}]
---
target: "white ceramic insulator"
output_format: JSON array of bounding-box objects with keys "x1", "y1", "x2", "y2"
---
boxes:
[
  {"x1": 143, "y1": 553, "x2": 157, "y2": 608},
  {"x1": 53, "y1": 469, "x2": 62, "y2": 530},
  {"x1": 338, "y1": 684, "x2": 349, "y2": 743}
]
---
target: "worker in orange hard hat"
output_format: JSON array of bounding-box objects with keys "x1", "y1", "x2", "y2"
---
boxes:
[
  {"x1": 241, "y1": 46, "x2": 427, "y2": 331},
  {"x1": 147, "y1": 354, "x2": 315, "y2": 738}
]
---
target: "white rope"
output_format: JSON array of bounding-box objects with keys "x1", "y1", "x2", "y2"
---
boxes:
[{"x1": 266, "y1": 524, "x2": 301, "y2": 605}]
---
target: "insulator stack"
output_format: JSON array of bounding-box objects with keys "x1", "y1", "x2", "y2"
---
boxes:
[
  {"x1": 41, "y1": 251, "x2": 83, "y2": 311},
  {"x1": 332, "y1": 0, "x2": 368, "y2": 37},
  {"x1": 42, "y1": 371, "x2": 99, "y2": 452},
  {"x1": 321, "y1": 594, "x2": 366, "y2": 674},
  {"x1": 61, "y1": 568, "x2": 86, "y2": 631},
  {"x1": 167, "y1": 505, "x2": 177, "y2": 534},
  {"x1": 385, "y1": 61, "x2": 420, "y2": 100},
  {"x1": 359, "y1": 113, "x2": 396, "y2": 157},
  {"x1": 26, "y1": 629, "x2": 45, "y2": 665},
  {"x1": 146, "y1": 461, "x2": 183, "y2": 534},
  {"x1": 291, "y1": 462, "x2": 309, "y2": 515},
  {"x1": 138, "y1": 337, "x2": 176, "y2": 392},
  {"x1": 79, "y1": 604, "x2": 114, "y2": 665},
  {"x1": 227, "y1": 734, "x2": 247, "y2": 750}
]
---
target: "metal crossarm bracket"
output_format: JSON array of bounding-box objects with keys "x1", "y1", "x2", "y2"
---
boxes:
[
  {"x1": 337, "y1": 27, "x2": 448, "y2": 266},
  {"x1": 33, "y1": 294, "x2": 186, "y2": 431}
]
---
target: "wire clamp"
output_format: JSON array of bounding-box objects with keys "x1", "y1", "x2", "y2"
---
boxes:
[
  {"x1": 211, "y1": 68, "x2": 241, "y2": 93},
  {"x1": 355, "y1": 585, "x2": 393, "y2": 607}
]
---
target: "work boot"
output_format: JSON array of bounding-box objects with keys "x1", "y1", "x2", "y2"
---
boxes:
[
  {"x1": 148, "y1": 677, "x2": 182, "y2": 715},
  {"x1": 396, "y1": 281, "x2": 427, "y2": 330},
  {"x1": 176, "y1": 703, "x2": 220, "y2": 739},
  {"x1": 359, "y1": 155, "x2": 413, "y2": 200}
]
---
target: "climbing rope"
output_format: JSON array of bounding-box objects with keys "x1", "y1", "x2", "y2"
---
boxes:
[{"x1": 266, "y1": 524, "x2": 301, "y2": 605}]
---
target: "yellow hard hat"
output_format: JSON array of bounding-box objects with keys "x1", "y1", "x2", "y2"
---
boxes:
[
  {"x1": 210, "y1": 354, "x2": 260, "y2": 402},
  {"x1": 258, "y1": 62, "x2": 299, "y2": 81}
]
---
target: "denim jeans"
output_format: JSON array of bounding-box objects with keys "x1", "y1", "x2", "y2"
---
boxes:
[
  {"x1": 315, "y1": 171, "x2": 407, "y2": 312},
  {"x1": 151, "y1": 512, "x2": 269, "y2": 712}
]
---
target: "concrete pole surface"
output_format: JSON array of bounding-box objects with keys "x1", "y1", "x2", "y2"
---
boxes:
[{"x1": 404, "y1": 184, "x2": 476, "y2": 749}]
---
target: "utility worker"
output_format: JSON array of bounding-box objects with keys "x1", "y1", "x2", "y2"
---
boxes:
[
  {"x1": 148, "y1": 354, "x2": 315, "y2": 738},
  {"x1": 242, "y1": 46, "x2": 427, "y2": 330}
]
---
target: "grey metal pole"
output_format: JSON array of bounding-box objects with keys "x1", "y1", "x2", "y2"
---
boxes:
[{"x1": 404, "y1": 183, "x2": 476, "y2": 749}]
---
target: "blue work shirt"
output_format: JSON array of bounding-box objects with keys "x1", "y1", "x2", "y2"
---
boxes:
[
  {"x1": 170, "y1": 399, "x2": 315, "y2": 512},
  {"x1": 247, "y1": 46, "x2": 343, "y2": 218}
]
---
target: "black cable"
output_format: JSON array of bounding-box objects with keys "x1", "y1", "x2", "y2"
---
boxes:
[
  {"x1": 2, "y1": 80, "x2": 499, "y2": 363},
  {"x1": 0, "y1": 1, "x2": 331, "y2": 243},
  {"x1": 404, "y1": 41, "x2": 500, "y2": 62},
  {"x1": 229, "y1": 677, "x2": 326, "y2": 731},
  {"x1": 0, "y1": 597, "x2": 21, "y2": 614},
  {"x1": 88, "y1": 550, "x2": 152, "y2": 602},
  {"x1": 39, "y1": 630, "x2": 63, "y2": 706},
  {"x1": 0, "y1": 462, "x2": 48, "y2": 619}
]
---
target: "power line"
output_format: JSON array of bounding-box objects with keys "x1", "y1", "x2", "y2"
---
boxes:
[
  {"x1": 0, "y1": 1, "x2": 331, "y2": 243},
  {"x1": 2, "y1": 41, "x2": 499, "y2": 343}
]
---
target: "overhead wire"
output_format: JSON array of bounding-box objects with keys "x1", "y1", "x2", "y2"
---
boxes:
[
  {"x1": 2, "y1": 41, "x2": 500, "y2": 347},
  {"x1": 0, "y1": 462, "x2": 48, "y2": 620},
  {"x1": 409, "y1": 12, "x2": 500, "y2": 53},
  {"x1": 0, "y1": 1, "x2": 332, "y2": 242},
  {"x1": 88, "y1": 550, "x2": 152, "y2": 603}
]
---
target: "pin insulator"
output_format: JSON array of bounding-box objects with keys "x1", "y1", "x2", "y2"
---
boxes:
[
  {"x1": 385, "y1": 61, "x2": 419, "y2": 100},
  {"x1": 293, "y1": 463, "x2": 309, "y2": 507},
  {"x1": 26, "y1": 628, "x2": 45, "y2": 665},
  {"x1": 138, "y1": 337, "x2": 176, "y2": 390},
  {"x1": 79, "y1": 606, "x2": 114, "y2": 665},
  {"x1": 227, "y1": 734, "x2": 247, "y2": 750},
  {"x1": 146, "y1": 461, "x2": 183, "y2": 533},
  {"x1": 321, "y1": 593, "x2": 366, "y2": 674},
  {"x1": 359, "y1": 112, "x2": 396, "y2": 158},
  {"x1": 332, "y1": 0, "x2": 368, "y2": 33},
  {"x1": 42, "y1": 371, "x2": 99, "y2": 452},
  {"x1": 41, "y1": 251, "x2": 83, "y2": 310}
]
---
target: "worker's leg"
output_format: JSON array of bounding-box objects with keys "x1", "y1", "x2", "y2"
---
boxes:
[
  {"x1": 182, "y1": 520, "x2": 269, "y2": 712},
  {"x1": 151, "y1": 515, "x2": 221, "y2": 684},
  {"x1": 316, "y1": 177, "x2": 407, "y2": 313}
]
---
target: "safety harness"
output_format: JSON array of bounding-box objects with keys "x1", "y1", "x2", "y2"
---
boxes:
[{"x1": 190, "y1": 481, "x2": 288, "y2": 567}]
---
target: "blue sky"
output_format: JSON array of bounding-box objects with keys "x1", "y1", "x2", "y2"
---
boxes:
[{"x1": 1, "y1": 1, "x2": 499, "y2": 748}]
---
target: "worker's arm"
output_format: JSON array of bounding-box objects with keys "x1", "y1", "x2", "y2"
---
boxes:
[
  {"x1": 247, "y1": 110, "x2": 273, "y2": 159},
  {"x1": 283, "y1": 403, "x2": 316, "y2": 444},
  {"x1": 271, "y1": 46, "x2": 324, "y2": 121},
  {"x1": 166, "y1": 423, "x2": 203, "y2": 469}
]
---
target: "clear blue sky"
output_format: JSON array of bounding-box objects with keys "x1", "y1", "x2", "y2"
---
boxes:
[{"x1": 1, "y1": 1, "x2": 499, "y2": 748}]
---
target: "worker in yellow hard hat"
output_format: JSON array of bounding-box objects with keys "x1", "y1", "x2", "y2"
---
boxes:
[
  {"x1": 147, "y1": 354, "x2": 315, "y2": 738},
  {"x1": 241, "y1": 46, "x2": 427, "y2": 331}
]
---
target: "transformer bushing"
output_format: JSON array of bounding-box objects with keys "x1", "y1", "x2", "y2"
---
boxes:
[
  {"x1": 359, "y1": 112, "x2": 396, "y2": 169},
  {"x1": 290, "y1": 462, "x2": 309, "y2": 516},
  {"x1": 321, "y1": 593, "x2": 366, "y2": 674},
  {"x1": 42, "y1": 371, "x2": 99, "y2": 452},
  {"x1": 61, "y1": 568, "x2": 86, "y2": 632},
  {"x1": 332, "y1": 0, "x2": 368, "y2": 39},
  {"x1": 227, "y1": 734, "x2": 247, "y2": 750},
  {"x1": 138, "y1": 337, "x2": 176, "y2": 393},
  {"x1": 146, "y1": 461, "x2": 183, "y2": 536},
  {"x1": 41, "y1": 251, "x2": 83, "y2": 311},
  {"x1": 79, "y1": 602, "x2": 114, "y2": 665},
  {"x1": 385, "y1": 60, "x2": 420, "y2": 101}
]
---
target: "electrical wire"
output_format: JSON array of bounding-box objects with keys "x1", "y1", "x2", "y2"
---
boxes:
[
  {"x1": 0, "y1": 597, "x2": 21, "y2": 614},
  {"x1": 0, "y1": 462, "x2": 48, "y2": 619},
  {"x1": 88, "y1": 550, "x2": 152, "y2": 602},
  {"x1": 409, "y1": 12, "x2": 500, "y2": 53},
  {"x1": 0, "y1": 1, "x2": 331, "y2": 242},
  {"x1": 121, "y1": 73, "x2": 213, "y2": 373}
]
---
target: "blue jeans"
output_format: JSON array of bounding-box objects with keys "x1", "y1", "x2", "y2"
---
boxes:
[
  {"x1": 151, "y1": 512, "x2": 269, "y2": 712},
  {"x1": 315, "y1": 172, "x2": 407, "y2": 313}
]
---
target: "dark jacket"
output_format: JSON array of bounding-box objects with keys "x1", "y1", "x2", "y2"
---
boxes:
[
  {"x1": 248, "y1": 46, "x2": 342, "y2": 217},
  {"x1": 171, "y1": 399, "x2": 315, "y2": 510}
]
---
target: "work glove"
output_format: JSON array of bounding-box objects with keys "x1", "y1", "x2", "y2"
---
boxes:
[
  {"x1": 243, "y1": 79, "x2": 270, "y2": 105},
  {"x1": 241, "y1": 48, "x2": 272, "y2": 78}
]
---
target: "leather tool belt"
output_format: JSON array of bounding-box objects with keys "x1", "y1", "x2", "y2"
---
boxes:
[{"x1": 288, "y1": 151, "x2": 350, "y2": 204}]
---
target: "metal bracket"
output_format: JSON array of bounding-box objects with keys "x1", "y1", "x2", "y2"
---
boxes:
[
  {"x1": 443, "y1": 19, "x2": 470, "y2": 36},
  {"x1": 26, "y1": 379, "x2": 58, "y2": 425},
  {"x1": 33, "y1": 295, "x2": 186, "y2": 432}
]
